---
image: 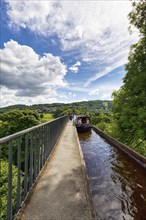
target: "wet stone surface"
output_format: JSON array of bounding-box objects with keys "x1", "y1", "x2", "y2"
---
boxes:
[{"x1": 79, "y1": 130, "x2": 146, "y2": 220}]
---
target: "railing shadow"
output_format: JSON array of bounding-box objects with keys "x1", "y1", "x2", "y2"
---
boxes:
[{"x1": 16, "y1": 166, "x2": 91, "y2": 220}]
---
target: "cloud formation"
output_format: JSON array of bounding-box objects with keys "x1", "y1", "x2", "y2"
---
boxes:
[
  {"x1": 1, "y1": 1, "x2": 139, "y2": 106},
  {"x1": 69, "y1": 61, "x2": 81, "y2": 73},
  {"x1": 1, "y1": 40, "x2": 67, "y2": 97},
  {"x1": 6, "y1": 0, "x2": 138, "y2": 85},
  {"x1": 89, "y1": 89, "x2": 99, "y2": 96}
]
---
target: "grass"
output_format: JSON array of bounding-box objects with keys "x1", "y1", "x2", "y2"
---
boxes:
[{"x1": 41, "y1": 113, "x2": 54, "y2": 123}]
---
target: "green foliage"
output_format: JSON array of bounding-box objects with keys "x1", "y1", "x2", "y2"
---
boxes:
[
  {"x1": 53, "y1": 106, "x2": 85, "y2": 118},
  {"x1": 0, "y1": 109, "x2": 40, "y2": 138},
  {"x1": 128, "y1": 0, "x2": 146, "y2": 36},
  {"x1": 0, "y1": 110, "x2": 39, "y2": 219},
  {"x1": 53, "y1": 107, "x2": 68, "y2": 118},
  {"x1": 1, "y1": 100, "x2": 112, "y2": 115},
  {"x1": 0, "y1": 160, "x2": 19, "y2": 219},
  {"x1": 53, "y1": 101, "x2": 111, "y2": 119},
  {"x1": 111, "y1": 1, "x2": 146, "y2": 156},
  {"x1": 40, "y1": 113, "x2": 54, "y2": 123},
  {"x1": 0, "y1": 109, "x2": 41, "y2": 170},
  {"x1": 92, "y1": 112, "x2": 112, "y2": 133}
]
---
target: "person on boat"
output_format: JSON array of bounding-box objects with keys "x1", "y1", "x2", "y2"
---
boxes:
[
  {"x1": 68, "y1": 112, "x2": 73, "y2": 121},
  {"x1": 73, "y1": 114, "x2": 77, "y2": 125},
  {"x1": 86, "y1": 118, "x2": 89, "y2": 124},
  {"x1": 78, "y1": 118, "x2": 82, "y2": 124}
]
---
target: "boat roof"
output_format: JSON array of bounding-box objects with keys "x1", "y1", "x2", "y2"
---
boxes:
[{"x1": 76, "y1": 114, "x2": 90, "y2": 118}]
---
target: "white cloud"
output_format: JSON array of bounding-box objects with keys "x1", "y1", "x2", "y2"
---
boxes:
[
  {"x1": 84, "y1": 56, "x2": 128, "y2": 87},
  {"x1": 1, "y1": 40, "x2": 68, "y2": 106},
  {"x1": 1, "y1": 40, "x2": 67, "y2": 97},
  {"x1": 2, "y1": 1, "x2": 140, "y2": 106},
  {"x1": 69, "y1": 61, "x2": 81, "y2": 73},
  {"x1": 0, "y1": 87, "x2": 59, "y2": 107},
  {"x1": 101, "y1": 93, "x2": 111, "y2": 100},
  {"x1": 89, "y1": 89, "x2": 99, "y2": 96},
  {"x1": 87, "y1": 81, "x2": 123, "y2": 101},
  {"x1": 68, "y1": 92, "x2": 76, "y2": 97},
  {"x1": 6, "y1": 0, "x2": 138, "y2": 85}
]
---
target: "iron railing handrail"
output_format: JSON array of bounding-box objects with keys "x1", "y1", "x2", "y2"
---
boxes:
[
  {"x1": 0, "y1": 115, "x2": 68, "y2": 220},
  {"x1": 0, "y1": 116, "x2": 65, "y2": 144}
]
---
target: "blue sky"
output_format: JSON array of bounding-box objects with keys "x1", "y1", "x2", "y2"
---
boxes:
[{"x1": 1, "y1": 0, "x2": 138, "y2": 107}]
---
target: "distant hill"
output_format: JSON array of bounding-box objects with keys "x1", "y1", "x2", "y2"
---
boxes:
[{"x1": 0, "y1": 100, "x2": 112, "y2": 114}]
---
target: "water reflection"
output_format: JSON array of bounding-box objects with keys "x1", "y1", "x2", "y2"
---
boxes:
[{"x1": 79, "y1": 130, "x2": 146, "y2": 220}]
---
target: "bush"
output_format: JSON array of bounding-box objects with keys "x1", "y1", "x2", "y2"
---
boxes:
[{"x1": 0, "y1": 160, "x2": 19, "y2": 219}]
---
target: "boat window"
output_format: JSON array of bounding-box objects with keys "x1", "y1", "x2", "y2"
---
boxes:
[
  {"x1": 86, "y1": 119, "x2": 89, "y2": 124},
  {"x1": 82, "y1": 118, "x2": 86, "y2": 123},
  {"x1": 78, "y1": 118, "x2": 82, "y2": 124}
]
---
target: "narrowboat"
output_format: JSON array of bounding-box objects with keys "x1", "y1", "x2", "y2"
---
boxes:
[{"x1": 75, "y1": 115, "x2": 92, "y2": 133}]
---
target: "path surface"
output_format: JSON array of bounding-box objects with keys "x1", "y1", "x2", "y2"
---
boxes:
[{"x1": 18, "y1": 121, "x2": 93, "y2": 220}]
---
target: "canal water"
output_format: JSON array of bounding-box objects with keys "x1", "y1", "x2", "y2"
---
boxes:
[{"x1": 78, "y1": 129, "x2": 146, "y2": 220}]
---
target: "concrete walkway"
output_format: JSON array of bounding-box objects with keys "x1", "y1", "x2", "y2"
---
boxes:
[{"x1": 17, "y1": 121, "x2": 94, "y2": 220}]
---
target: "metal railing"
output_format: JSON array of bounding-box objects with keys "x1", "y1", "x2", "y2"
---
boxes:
[{"x1": 0, "y1": 115, "x2": 68, "y2": 220}]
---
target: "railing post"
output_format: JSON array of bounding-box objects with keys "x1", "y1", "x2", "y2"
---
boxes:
[
  {"x1": 47, "y1": 124, "x2": 51, "y2": 157},
  {"x1": 44, "y1": 125, "x2": 47, "y2": 162},
  {"x1": 7, "y1": 141, "x2": 12, "y2": 220},
  {"x1": 24, "y1": 134, "x2": 29, "y2": 198},
  {"x1": 37, "y1": 128, "x2": 40, "y2": 174},
  {"x1": 29, "y1": 132, "x2": 33, "y2": 189},
  {"x1": 34, "y1": 129, "x2": 37, "y2": 179},
  {"x1": 40, "y1": 126, "x2": 43, "y2": 170},
  {"x1": 16, "y1": 136, "x2": 21, "y2": 212}
]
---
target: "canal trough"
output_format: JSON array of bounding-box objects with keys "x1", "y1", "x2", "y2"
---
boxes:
[{"x1": 78, "y1": 128, "x2": 146, "y2": 220}]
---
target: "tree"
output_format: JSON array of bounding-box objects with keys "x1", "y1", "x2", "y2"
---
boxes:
[
  {"x1": 53, "y1": 106, "x2": 87, "y2": 118},
  {"x1": 128, "y1": 0, "x2": 146, "y2": 36},
  {"x1": 0, "y1": 109, "x2": 41, "y2": 166},
  {"x1": 0, "y1": 109, "x2": 40, "y2": 138},
  {"x1": 111, "y1": 1, "x2": 146, "y2": 156},
  {"x1": 0, "y1": 160, "x2": 19, "y2": 219}
]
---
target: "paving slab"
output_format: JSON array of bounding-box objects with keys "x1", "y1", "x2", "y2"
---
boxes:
[{"x1": 17, "y1": 121, "x2": 94, "y2": 220}]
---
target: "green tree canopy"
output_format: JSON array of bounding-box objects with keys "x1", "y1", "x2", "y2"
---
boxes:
[
  {"x1": 0, "y1": 161, "x2": 18, "y2": 219},
  {"x1": 0, "y1": 109, "x2": 40, "y2": 138},
  {"x1": 111, "y1": 1, "x2": 146, "y2": 155},
  {"x1": 128, "y1": 0, "x2": 146, "y2": 36}
]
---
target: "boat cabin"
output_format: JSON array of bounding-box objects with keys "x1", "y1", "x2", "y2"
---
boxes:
[{"x1": 75, "y1": 115, "x2": 92, "y2": 133}]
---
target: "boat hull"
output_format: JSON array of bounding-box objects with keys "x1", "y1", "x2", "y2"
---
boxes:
[
  {"x1": 75, "y1": 114, "x2": 92, "y2": 133},
  {"x1": 76, "y1": 125, "x2": 92, "y2": 133}
]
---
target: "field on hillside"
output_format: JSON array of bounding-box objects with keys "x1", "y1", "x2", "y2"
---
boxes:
[{"x1": 41, "y1": 113, "x2": 54, "y2": 123}]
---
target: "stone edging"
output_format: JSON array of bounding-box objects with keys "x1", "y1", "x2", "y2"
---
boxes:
[
  {"x1": 74, "y1": 125, "x2": 97, "y2": 220},
  {"x1": 92, "y1": 126, "x2": 146, "y2": 169}
]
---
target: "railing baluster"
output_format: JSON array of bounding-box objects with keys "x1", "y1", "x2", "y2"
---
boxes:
[
  {"x1": 7, "y1": 140, "x2": 12, "y2": 220},
  {"x1": 46, "y1": 125, "x2": 48, "y2": 157},
  {"x1": 37, "y1": 128, "x2": 40, "y2": 174},
  {"x1": 29, "y1": 131, "x2": 33, "y2": 188},
  {"x1": 41, "y1": 126, "x2": 43, "y2": 166},
  {"x1": 40, "y1": 127, "x2": 43, "y2": 169},
  {"x1": 24, "y1": 134, "x2": 29, "y2": 198},
  {"x1": 34, "y1": 130, "x2": 37, "y2": 179},
  {"x1": 47, "y1": 124, "x2": 50, "y2": 157},
  {"x1": 0, "y1": 115, "x2": 68, "y2": 219},
  {"x1": 43, "y1": 125, "x2": 46, "y2": 163},
  {"x1": 50, "y1": 123, "x2": 53, "y2": 151},
  {"x1": 16, "y1": 136, "x2": 21, "y2": 212}
]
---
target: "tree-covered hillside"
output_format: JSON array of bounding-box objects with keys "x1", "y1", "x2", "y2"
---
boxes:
[{"x1": 0, "y1": 100, "x2": 112, "y2": 114}]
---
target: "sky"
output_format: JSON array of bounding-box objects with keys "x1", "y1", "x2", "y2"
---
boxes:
[{"x1": 0, "y1": 0, "x2": 138, "y2": 107}]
